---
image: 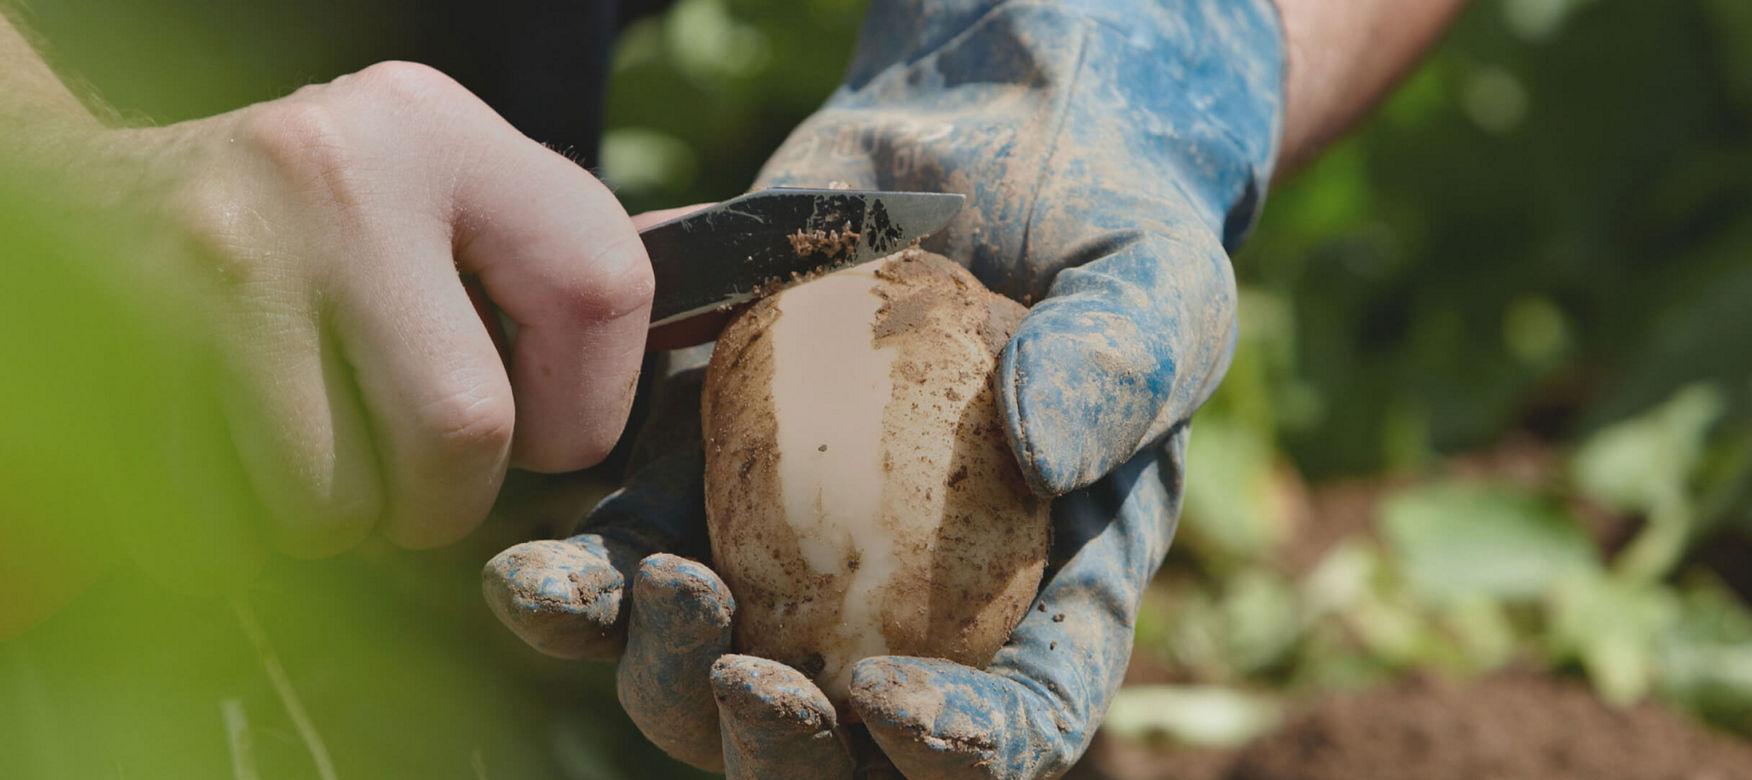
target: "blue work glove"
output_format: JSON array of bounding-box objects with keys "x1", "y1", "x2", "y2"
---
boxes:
[{"x1": 484, "y1": 0, "x2": 1283, "y2": 776}]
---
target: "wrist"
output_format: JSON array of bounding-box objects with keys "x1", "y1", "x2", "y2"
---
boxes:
[
  {"x1": 5, "y1": 114, "x2": 208, "y2": 222},
  {"x1": 1271, "y1": 0, "x2": 1469, "y2": 176},
  {"x1": 0, "y1": 10, "x2": 104, "y2": 134},
  {"x1": 4, "y1": 118, "x2": 218, "y2": 329}
]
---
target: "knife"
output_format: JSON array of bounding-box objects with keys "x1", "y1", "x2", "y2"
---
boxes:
[{"x1": 641, "y1": 188, "x2": 966, "y2": 327}]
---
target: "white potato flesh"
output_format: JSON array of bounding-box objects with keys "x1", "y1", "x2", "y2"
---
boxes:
[
  {"x1": 702, "y1": 249, "x2": 1050, "y2": 710},
  {"x1": 768, "y1": 264, "x2": 904, "y2": 694}
]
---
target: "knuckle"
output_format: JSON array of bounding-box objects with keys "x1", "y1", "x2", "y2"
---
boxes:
[
  {"x1": 415, "y1": 379, "x2": 517, "y2": 466},
  {"x1": 561, "y1": 233, "x2": 656, "y2": 325},
  {"x1": 351, "y1": 60, "x2": 469, "y2": 108},
  {"x1": 234, "y1": 99, "x2": 360, "y2": 206},
  {"x1": 165, "y1": 176, "x2": 269, "y2": 291},
  {"x1": 244, "y1": 442, "x2": 382, "y2": 559}
]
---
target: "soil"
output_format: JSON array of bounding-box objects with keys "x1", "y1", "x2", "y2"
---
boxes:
[
  {"x1": 1071, "y1": 670, "x2": 1752, "y2": 780},
  {"x1": 1073, "y1": 426, "x2": 1752, "y2": 780},
  {"x1": 787, "y1": 221, "x2": 862, "y2": 259}
]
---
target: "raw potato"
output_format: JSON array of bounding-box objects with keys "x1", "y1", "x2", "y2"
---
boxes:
[{"x1": 702, "y1": 248, "x2": 1050, "y2": 710}]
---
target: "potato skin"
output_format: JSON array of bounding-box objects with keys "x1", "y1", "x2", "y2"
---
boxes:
[{"x1": 702, "y1": 248, "x2": 1050, "y2": 709}]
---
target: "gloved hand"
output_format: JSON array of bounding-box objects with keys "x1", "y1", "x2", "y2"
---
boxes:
[{"x1": 483, "y1": 0, "x2": 1283, "y2": 776}]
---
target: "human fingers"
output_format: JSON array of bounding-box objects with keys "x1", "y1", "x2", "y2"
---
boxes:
[
  {"x1": 155, "y1": 63, "x2": 523, "y2": 553},
  {"x1": 168, "y1": 173, "x2": 383, "y2": 556},
  {"x1": 212, "y1": 290, "x2": 383, "y2": 558},
  {"x1": 154, "y1": 88, "x2": 423, "y2": 556},
  {"x1": 328, "y1": 212, "x2": 514, "y2": 548},
  {"x1": 450, "y1": 122, "x2": 654, "y2": 474},
  {"x1": 712, "y1": 654, "x2": 856, "y2": 780}
]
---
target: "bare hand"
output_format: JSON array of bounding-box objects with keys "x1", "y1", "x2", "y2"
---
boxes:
[{"x1": 133, "y1": 62, "x2": 653, "y2": 557}]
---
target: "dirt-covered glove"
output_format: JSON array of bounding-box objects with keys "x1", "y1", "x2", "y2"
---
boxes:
[{"x1": 484, "y1": 0, "x2": 1283, "y2": 776}]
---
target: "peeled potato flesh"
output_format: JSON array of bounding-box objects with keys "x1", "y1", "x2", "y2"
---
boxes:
[{"x1": 701, "y1": 248, "x2": 1050, "y2": 708}]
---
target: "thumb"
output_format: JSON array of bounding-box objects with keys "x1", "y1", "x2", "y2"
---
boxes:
[{"x1": 999, "y1": 227, "x2": 1237, "y2": 496}]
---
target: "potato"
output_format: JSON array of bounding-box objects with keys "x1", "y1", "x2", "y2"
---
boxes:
[{"x1": 701, "y1": 248, "x2": 1050, "y2": 709}]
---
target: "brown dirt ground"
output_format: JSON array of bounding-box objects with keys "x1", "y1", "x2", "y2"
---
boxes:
[
  {"x1": 1071, "y1": 670, "x2": 1752, "y2": 780},
  {"x1": 1080, "y1": 438, "x2": 1752, "y2": 780}
]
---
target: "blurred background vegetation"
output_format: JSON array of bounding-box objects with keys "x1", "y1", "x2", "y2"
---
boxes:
[{"x1": 3, "y1": 0, "x2": 1751, "y2": 776}]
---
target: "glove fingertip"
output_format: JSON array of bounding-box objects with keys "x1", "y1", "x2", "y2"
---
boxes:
[
  {"x1": 710, "y1": 654, "x2": 838, "y2": 731},
  {"x1": 632, "y1": 552, "x2": 734, "y2": 630},
  {"x1": 850, "y1": 657, "x2": 1003, "y2": 780},
  {"x1": 481, "y1": 538, "x2": 625, "y2": 660},
  {"x1": 848, "y1": 656, "x2": 944, "y2": 728},
  {"x1": 617, "y1": 555, "x2": 734, "y2": 772},
  {"x1": 1001, "y1": 303, "x2": 1163, "y2": 497},
  {"x1": 712, "y1": 654, "x2": 855, "y2": 779}
]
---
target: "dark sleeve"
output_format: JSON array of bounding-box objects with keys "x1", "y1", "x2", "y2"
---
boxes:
[
  {"x1": 21, "y1": 0, "x2": 679, "y2": 167},
  {"x1": 405, "y1": 0, "x2": 624, "y2": 166},
  {"x1": 393, "y1": 0, "x2": 677, "y2": 166}
]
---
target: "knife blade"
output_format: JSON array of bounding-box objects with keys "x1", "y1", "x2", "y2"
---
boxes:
[{"x1": 641, "y1": 188, "x2": 966, "y2": 327}]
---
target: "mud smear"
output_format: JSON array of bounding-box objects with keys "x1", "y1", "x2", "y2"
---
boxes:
[{"x1": 868, "y1": 250, "x2": 1045, "y2": 675}]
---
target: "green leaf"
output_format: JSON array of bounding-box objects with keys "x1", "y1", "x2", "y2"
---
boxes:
[
  {"x1": 1183, "y1": 416, "x2": 1288, "y2": 561},
  {"x1": 1548, "y1": 569, "x2": 1679, "y2": 706},
  {"x1": 1654, "y1": 579, "x2": 1752, "y2": 728},
  {"x1": 1381, "y1": 482, "x2": 1597, "y2": 603},
  {"x1": 1435, "y1": 595, "x2": 1518, "y2": 671},
  {"x1": 1301, "y1": 540, "x2": 1380, "y2": 619},
  {"x1": 1218, "y1": 570, "x2": 1303, "y2": 676},
  {"x1": 1104, "y1": 686, "x2": 1284, "y2": 747},
  {"x1": 1572, "y1": 383, "x2": 1725, "y2": 514}
]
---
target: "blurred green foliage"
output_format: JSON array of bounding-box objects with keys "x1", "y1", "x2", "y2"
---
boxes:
[
  {"x1": 0, "y1": 167, "x2": 685, "y2": 779},
  {"x1": 1239, "y1": 0, "x2": 1752, "y2": 478},
  {"x1": 598, "y1": 0, "x2": 868, "y2": 210},
  {"x1": 1118, "y1": 0, "x2": 1752, "y2": 746},
  {"x1": 6, "y1": 0, "x2": 1752, "y2": 775}
]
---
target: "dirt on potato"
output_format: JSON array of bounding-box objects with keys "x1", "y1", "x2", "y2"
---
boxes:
[
  {"x1": 701, "y1": 249, "x2": 1048, "y2": 711},
  {"x1": 866, "y1": 250, "x2": 1041, "y2": 664}
]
